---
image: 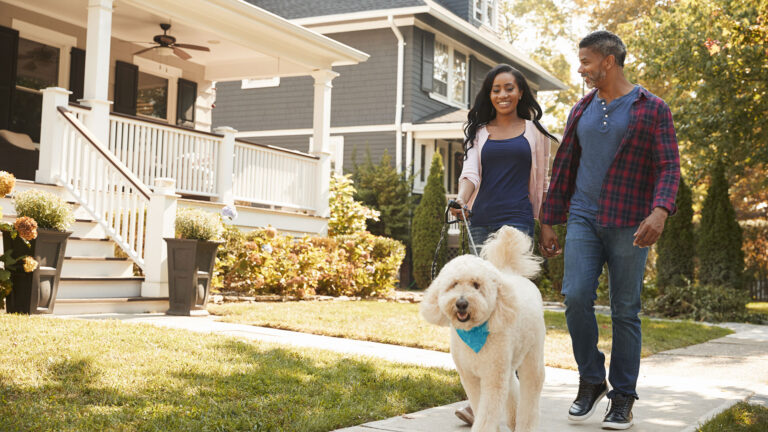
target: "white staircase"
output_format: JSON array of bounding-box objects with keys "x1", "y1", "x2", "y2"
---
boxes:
[{"x1": 1, "y1": 180, "x2": 168, "y2": 315}]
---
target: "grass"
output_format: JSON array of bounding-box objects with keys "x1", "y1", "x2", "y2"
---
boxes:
[
  {"x1": 697, "y1": 402, "x2": 768, "y2": 431},
  {"x1": 747, "y1": 302, "x2": 768, "y2": 315},
  {"x1": 0, "y1": 314, "x2": 464, "y2": 432},
  {"x1": 208, "y1": 301, "x2": 733, "y2": 370}
]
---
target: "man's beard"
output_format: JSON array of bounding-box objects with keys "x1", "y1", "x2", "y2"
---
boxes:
[{"x1": 582, "y1": 69, "x2": 606, "y2": 88}]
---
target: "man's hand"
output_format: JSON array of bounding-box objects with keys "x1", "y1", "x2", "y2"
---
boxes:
[
  {"x1": 633, "y1": 207, "x2": 669, "y2": 248},
  {"x1": 539, "y1": 224, "x2": 562, "y2": 258}
]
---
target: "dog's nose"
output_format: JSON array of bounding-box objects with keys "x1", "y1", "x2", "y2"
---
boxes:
[{"x1": 456, "y1": 297, "x2": 468, "y2": 311}]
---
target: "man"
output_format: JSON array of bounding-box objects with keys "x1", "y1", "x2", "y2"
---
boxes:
[{"x1": 539, "y1": 31, "x2": 680, "y2": 430}]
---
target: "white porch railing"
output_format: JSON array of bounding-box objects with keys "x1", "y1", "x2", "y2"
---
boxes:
[
  {"x1": 56, "y1": 106, "x2": 151, "y2": 270},
  {"x1": 232, "y1": 140, "x2": 319, "y2": 211},
  {"x1": 108, "y1": 113, "x2": 219, "y2": 198}
]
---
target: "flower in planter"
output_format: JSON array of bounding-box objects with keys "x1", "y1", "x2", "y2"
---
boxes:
[
  {"x1": 14, "y1": 217, "x2": 38, "y2": 241},
  {"x1": 13, "y1": 190, "x2": 74, "y2": 232},
  {"x1": 0, "y1": 171, "x2": 15, "y2": 197},
  {"x1": 175, "y1": 208, "x2": 223, "y2": 241},
  {"x1": 22, "y1": 256, "x2": 38, "y2": 273}
]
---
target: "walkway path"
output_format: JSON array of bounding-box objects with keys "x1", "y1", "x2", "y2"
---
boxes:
[{"x1": 67, "y1": 313, "x2": 768, "y2": 431}]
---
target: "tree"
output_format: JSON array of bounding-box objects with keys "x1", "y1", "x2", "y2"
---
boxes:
[
  {"x1": 328, "y1": 174, "x2": 379, "y2": 237},
  {"x1": 656, "y1": 177, "x2": 695, "y2": 288},
  {"x1": 624, "y1": 0, "x2": 768, "y2": 181},
  {"x1": 411, "y1": 153, "x2": 447, "y2": 289},
  {"x1": 698, "y1": 162, "x2": 744, "y2": 288}
]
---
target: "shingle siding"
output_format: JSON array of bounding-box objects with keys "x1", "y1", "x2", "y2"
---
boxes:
[
  {"x1": 434, "y1": 0, "x2": 471, "y2": 21},
  {"x1": 245, "y1": 0, "x2": 425, "y2": 19}
]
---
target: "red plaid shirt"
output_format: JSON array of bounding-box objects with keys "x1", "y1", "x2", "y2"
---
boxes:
[{"x1": 540, "y1": 87, "x2": 680, "y2": 227}]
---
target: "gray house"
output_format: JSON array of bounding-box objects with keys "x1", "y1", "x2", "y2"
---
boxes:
[{"x1": 213, "y1": 0, "x2": 566, "y2": 195}]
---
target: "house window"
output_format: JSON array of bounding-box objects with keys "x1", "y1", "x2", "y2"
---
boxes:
[
  {"x1": 474, "y1": 0, "x2": 496, "y2": 27},
  {"x1": 432, "y1": 41, "x2": 449, "y2": 96},
  {"x1": 11, "y1": 38, "x2": 61, "y2": 142},
  {"x1": 431, "y1": 39, "x2": 468, "y2": 106},
  {"x1": 136, "y1": 71, "x2": 168, "y2": 120}
]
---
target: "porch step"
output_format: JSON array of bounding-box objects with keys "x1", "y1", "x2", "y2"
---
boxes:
[
  {"x1": 65, "y1": 237, "x2": 116, "y2": 257},
  {"x1": 1, "y1": 216, "x2": 108, "y2": 239},
  {"x1": 1, "y1": 194, "x2": 93, "y2": 221},
  {"x1": 53, "y1": 297, "x2": 169, "y2": 315},
  {"x1": 62, "y1": 256, "x2": 135, "y2": 278},
  {"x1": 57, "y1": 276, "x2": 144, "y2": 299}
]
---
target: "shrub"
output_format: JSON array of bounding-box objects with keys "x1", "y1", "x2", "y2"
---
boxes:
[
  {"x1": 175, "y1": 208, "x2": 223, "y2": 241},
  {"x1": 411, "y1": 152, "x2": 447, "y2": 289},
  {"x1": 657, "y1": 177, "x2": 695, "y2": 288},
  {"x1": 698, "y1": 162, "x2": 745, "y2": 289},
  {"x1": 742, "y1": 219, "x2": 768, "y2": 292},
  {"x1": 13, "y1": 189, "x2": 74, "y2": 231},
  {"x1": 645, "y1": 283, "x2": 757, "y2": 323},
  {"x1": 328, "y1": 174, "x2": 379, "y2": 237},
  {"x1": 0, "y1": 172, "x2": 38, "y2": 306}
]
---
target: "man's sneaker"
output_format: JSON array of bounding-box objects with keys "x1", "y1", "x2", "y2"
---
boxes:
[
  {"x1": 602, "y1": 393, "x2": 635, "y2": 430},
  {"x1": 454, "y1": 405, "x2": 474, "y2": 425},
  {"x1": 568, "y1": 378, "x2": 608, "y2": 421}
]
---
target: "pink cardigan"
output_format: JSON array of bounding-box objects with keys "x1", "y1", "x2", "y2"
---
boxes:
[{"x1": 459, "y1": 121, "x2": 551, "y2": 220}]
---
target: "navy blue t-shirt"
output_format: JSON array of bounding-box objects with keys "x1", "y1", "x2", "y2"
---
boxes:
[
  {"x1": 471, "y1": 134, "x2": 533, "y2": 226},
  {"x1": 570, "y1": 85, "x2": 639, "y2": 219}
]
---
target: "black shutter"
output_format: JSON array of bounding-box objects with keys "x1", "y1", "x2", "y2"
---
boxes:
[
  {"x1": 69, "y1": 47, "x2": 86, "y2": 102},
  {"x1": 421, "y1": 31, "x2": 434, "y2": 92},
  {"x1": 176, "y1": 78, "x2": 197, "y2": 127},
  {"x1": 113, "y1": 60, "x2": 138, "y2": 115},
  {"x1": 469, "y1": 56, "x2": 490, "y2": 106},
  {"x1": 0, "y1": 25, "x2": 19, "y2": 130}
]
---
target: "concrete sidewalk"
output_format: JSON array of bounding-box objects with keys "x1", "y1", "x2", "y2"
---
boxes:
[{"x1": 65, "y1": 313, "x2": 768, "y2": 431}]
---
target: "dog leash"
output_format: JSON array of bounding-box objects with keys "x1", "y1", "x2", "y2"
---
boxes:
[{"x1": 431, "y1": 200, "x2": 479, "y2": 280}]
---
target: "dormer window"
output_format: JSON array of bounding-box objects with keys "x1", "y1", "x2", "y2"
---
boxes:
[{"x1": 474, "y1": 0, "x2": 496, "y2": 28}]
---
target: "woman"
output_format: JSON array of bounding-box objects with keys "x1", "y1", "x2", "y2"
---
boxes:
[
  {"x1": 451, "y1": 64, "x2": 558, "y2": 427},
  {"x1": 452, "y1": 64, "x2": 558, "y2": 247}
]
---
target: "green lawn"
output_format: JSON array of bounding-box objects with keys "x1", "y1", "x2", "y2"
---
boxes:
[
  {"x1": 697, "y1": 402, "x2": 768, "y2": 431},
  {"x1": 0, "y1": 314, "x2": 464, "y2": 432},
  {"x1": 209, "y1": 301, "x2": 733, "y2": 370}
]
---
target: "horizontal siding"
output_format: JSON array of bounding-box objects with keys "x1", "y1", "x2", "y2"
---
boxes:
[{"x1": 434, "y1": 0, "x2": 470, "y2": 21}]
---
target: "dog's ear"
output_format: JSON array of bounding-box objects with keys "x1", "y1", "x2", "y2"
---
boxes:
[
  {"x1": 489, "y1": 275, "x2": 518, "y2": 331},
  {"x1": 420, "y1": 278, "x2": 451, "y2": 327}
]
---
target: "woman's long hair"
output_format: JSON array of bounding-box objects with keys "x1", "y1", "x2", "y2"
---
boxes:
[{"x1": 463, "y1": 64, "x2": 558, "y2": 158}]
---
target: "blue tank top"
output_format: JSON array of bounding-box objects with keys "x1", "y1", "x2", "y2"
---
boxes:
[{"x1": 471, "y1": 134, "x2": 533, "y2": 226}]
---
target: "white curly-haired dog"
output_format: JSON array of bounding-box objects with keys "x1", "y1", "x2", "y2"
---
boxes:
[{"x1": 421, "y1": 226, "x2": 545, "y2": 432}]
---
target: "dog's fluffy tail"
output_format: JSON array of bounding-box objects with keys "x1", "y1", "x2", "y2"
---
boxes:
[{"x1": 480, "y1": 226, "x2": 542, "y2": 279}]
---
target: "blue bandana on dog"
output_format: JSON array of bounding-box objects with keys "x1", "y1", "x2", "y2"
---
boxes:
[{"x1": 455, "y1": 321, "x2": 489, "y2": 353}]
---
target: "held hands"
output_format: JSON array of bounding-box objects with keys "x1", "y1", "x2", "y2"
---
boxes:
[
  {"x1": 539, "y1": 224, "x2": 562, "y2": 258},
  {"x1": 633, "y1": 207, "x2": 669, "y2": 248}
]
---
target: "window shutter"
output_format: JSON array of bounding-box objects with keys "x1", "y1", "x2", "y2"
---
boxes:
[
  {"x1": 113, "y1": 60, "x2": 138, "y2": 115},
  {"x1": 176, "y1": 78, "x2": 197, "y2": 127},
  {"x1": 0, "y1": 25, "x2": 19, "y2": 130},
  {"x1": 69, "y1": 47, "x2": 86, "y2": 102},
  {"x1": 421, "y1": 31, "x2": 435, "y2": 92}
]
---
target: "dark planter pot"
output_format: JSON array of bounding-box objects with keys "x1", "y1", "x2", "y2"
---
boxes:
[
  {"x1": 164, "y1": 238, "x2": 221, "y2": 316},
  {"x1": 3, "y1": 229, "x2": 71, "y2": 314}
]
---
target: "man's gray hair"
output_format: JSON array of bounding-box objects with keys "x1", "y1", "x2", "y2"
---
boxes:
[{"x1": 579, "y1": 31, "x2": 627, "y2": 67}]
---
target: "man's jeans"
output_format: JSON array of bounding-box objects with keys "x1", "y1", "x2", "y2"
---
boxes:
[{"x1": 562, "y1": 213, "x2": 649, "y2": 399}]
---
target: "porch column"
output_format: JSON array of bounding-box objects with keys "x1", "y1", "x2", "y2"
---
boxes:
[
  {"x1": 310, "y1": 69, "x2": 338, "y2": 220},
  {"x1": 81, "y1": 0, "x2": 114, "y2": 145},
  {"x1": 141, "y1": 178, "x2": 178, "y2": 298},
  {"x1": 214, "y1": 126, "x2": 236, "y2": 205},
  {"x1": 36, "y1": 87, "x2": 71, "y2": 184}
]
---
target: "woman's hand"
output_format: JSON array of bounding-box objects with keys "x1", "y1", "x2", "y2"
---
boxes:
[
  {"x1": 539, "y1": 224, "x2": 562, "y2": 257},
  {"x1": 449, "y1": 198, "x2": 471, "y2": 220}
]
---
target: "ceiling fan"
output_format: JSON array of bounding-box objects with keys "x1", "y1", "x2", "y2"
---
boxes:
[{"x1": 133, "y1": 23, "x2": 210, "y2": 60}]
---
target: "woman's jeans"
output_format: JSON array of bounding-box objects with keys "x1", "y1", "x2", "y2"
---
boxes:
[
  {"x1": 562, "y1": 213, "x2": 649, "y2": 399},
  {"x1": 469, "y1": 220, "x2": 535, "y2": 252}
]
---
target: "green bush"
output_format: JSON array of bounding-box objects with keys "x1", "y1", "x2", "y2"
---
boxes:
[
  {"x1": 13, "y1": 189, "x2": 74, "y2": 231},
  {"x1": 657, "y1": 177, "x2": 695, "y2": 288},
  {"x1": 328, "y1": 174, "x2": 379, "y2": 237},
  {"x1": 645, "y1": 283, "x2": 758, "y2": 322},
  {"x1": 411, "y1": 153, "x2": 447, "y2": 289},
  {"x1": 742, "y1": 220, "x2": 768, "y2": 293},
  {"x1": 174, "y1": 207, "x2": 223, "y2": 241},
  {"x1": 698, "y1": 162, "x2": 744, "y2": 288},
  {"x1": 215, "y1": 227, "x2": 404, "y2": 299}
]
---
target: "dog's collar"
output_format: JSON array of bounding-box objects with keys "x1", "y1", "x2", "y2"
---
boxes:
[{"x1": 455, "y1": 321, "x2": 489, "y2": 353}]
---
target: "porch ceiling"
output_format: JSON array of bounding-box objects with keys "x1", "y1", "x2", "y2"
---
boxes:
[{"x1": 7, "y1": 0, "x2": 368, "y2": 81}]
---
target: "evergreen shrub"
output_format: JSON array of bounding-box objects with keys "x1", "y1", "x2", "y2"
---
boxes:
[
  {"x1": 645, "y1": 283, "x2": 759, "y2": 323},
  {"x1": 657, "y1": 177, "x2": 695, "y2": 288},
  {"x1": 411, "y1": 153, "x2": 447, "y2": 289}
]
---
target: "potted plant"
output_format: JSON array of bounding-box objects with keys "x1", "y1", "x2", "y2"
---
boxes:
[
  {"x1": 165, "y1": 207, "x2": 224, "y2": 316},
  {"x1": 3, "y1": 180, "x2": 74, "y2": 314}
]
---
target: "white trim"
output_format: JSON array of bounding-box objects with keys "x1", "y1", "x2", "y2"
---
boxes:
[
  {"x1": 303, "y1": 16, "x2": 415, "y2": 35},
  {"x1": 292, "y1": 7, "x2": 430, "y2": 26},
  {"x1": 12, "y1": 19, "x2": 76, "y2": 89},
  {"x1": 235, "y1": 124, "x2": 397, "y2": 138},
  {"x1": 241, "y1": 77, "x2": 281, "y2": 89}
]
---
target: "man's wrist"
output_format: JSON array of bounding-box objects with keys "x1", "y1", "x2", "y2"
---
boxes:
[{"x1": 653, "y1": 207, "x2": 669, "y2": 218}]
